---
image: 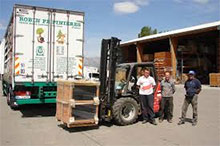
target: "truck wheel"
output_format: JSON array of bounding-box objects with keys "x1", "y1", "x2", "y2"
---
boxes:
[
  {"x1": 2, "y1": 82, "x2": 7, "y2": 96},
  {"x1": 8, "y1": 89, "x2": 19, "y2": 110},
  {"x1": 3, "y1": 91, "x2": 7, "y2": 96},
  {"x1": 112, "y1": 97, "x2": 138, "y2": 126}
]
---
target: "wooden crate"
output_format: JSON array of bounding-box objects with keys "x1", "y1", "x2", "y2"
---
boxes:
[
  {"x1": 217, "y1": 38, "x2": 220, "y2": 72},
  {"x1": 56, "y1": 80, "x2": 100, "y2": 128},
  {"x1": 143, "y1": 54, "x2": 154, "y2": 62},
  {"x1": 154, "y1": 52, "x2": 171, "y2": 59},
  {"x1": 209, "y1": 73, "x2": 220, "y2": 87},
  {"x1": 155, "y1": 67, "x2": 173, "y2": 81},
  {"x1": 154, "y1": 58, "x2": 172, "y2": 67}
]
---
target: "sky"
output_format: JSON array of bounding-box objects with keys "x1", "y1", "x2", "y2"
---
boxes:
[{"x1": 0, "y1": 0, "x2": 219, "y2": 57}]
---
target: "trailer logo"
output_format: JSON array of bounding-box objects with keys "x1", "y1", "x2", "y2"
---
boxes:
[
  {"x1": 56, "y1": 46, "x2": 64, "y2": 55},
  {"x1": 36, "y1": 28, "x2": 45, "y2": 43},
  {"x1": 36, "y1": 46, "x2": 44, "y2": 56},
  {"x1": 19, "y1": 16, "x2": 81, "y2": 29},
  {"x1": 56, "y1": 30, "x2": 65, "y2": 44}
]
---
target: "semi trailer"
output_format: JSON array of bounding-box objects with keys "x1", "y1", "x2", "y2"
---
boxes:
[
  {"x1": 1, "y1": 4, "x2": 84, "y2": 109},
  {"x1": 0, "y1": 39, "x2": 5, "y2": 79}
]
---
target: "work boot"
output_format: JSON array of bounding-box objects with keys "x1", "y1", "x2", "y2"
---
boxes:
[
  {"x1": 192, "y1": 121, "x2": 197, "y2": 126},
  {"x1": 192, "y1": 120, "x2": 197, "y2": 126},
  {"x1": 178, "y1": 120, "x2": 185, "y2": 125},
  {"x1": 167, "y1": 119, "x2": 173, "y2": 123},
  {"x1": 159, "y1": 118, "x2": 163, "y2": 123},
  {"x1": 150, "y1": 120, "x2": 157, "y2": 125}
]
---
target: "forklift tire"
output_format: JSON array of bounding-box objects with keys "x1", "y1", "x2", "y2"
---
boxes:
[{"x1": 112, "y1": 97, "x2": 138, "y2": 126}]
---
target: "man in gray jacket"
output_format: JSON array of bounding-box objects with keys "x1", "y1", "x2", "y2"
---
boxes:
[{"x1": 159, "y1": 72, "x2": 175, "y2": 123}]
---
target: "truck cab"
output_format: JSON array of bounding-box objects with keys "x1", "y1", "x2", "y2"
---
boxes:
[
  {"x1": 87, "y1": 73, "x2": 99, "y2": 81},
  {"x1": 84, "y1": 66, "x2": 99, "y2": 81},
  {"x1": 115, "y1": 62, "x2": 158, "y2": 96}
]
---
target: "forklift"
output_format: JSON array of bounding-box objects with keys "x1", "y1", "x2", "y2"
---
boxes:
[{"x1": 98, "y1": 37, "x2": 162, "y2": 125}]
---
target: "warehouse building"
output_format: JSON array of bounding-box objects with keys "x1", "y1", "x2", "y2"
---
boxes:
[{"x1": 120, "y1": 21, "x2": 220, "y2": 84}]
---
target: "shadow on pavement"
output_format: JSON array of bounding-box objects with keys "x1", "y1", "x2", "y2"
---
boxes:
[
  {"x1": 57, "y1": 120, "x2": 118, "y2": 133},
  {"x1": 19, "y1": 104, "x2": 56, "y2": 117},
  {"x1": 178, "y1": 117, "x2": 193, "y2": 123},
  {"x1": 100, "y1": 121, "x2": 114, "y2": 127},
  {"x1": 184, "y1": 118, "x2": 193, "y2": 123},
  {"x1": 58, "y1": 124, "x2": 100, "y2": 133}
]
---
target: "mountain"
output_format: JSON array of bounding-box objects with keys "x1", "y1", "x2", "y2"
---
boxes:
[{"x1": 84, "y1": 57, "x2": 100, "y2": 68}]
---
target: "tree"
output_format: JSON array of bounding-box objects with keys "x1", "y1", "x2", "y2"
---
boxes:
[
  {"x1": 57, "y1": 30, "x2": 63, "y2": 38},
  {"x1": 36, "y1": 28, "x2": 45, "y2": 43},
  {"x1": 138, "y1": 26, "x2": 157, "y2": 38},
  {"x1": 36, "y1": 28, "x2": 44, "y2": 36}
]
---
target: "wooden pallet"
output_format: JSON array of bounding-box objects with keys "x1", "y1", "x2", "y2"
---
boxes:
[
  {"x1": 56, "y1": 80, "x2": 100, "y2": 128},
  {"x1": 209, "y1": 73, "x2": 220, "y2": 87}
]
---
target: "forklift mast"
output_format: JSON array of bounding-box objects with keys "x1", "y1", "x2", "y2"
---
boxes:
[{"x1": 99, "y1": 37, "x2": 121, "y2": 121}]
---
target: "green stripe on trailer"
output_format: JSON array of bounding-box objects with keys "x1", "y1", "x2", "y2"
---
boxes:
[
  {"x1": 44, "y1": 91, "x2": 57, "y2": 97},
  {"x1": 20, "y1": 82, "x2": 57, "y2": 87},
  {"x1": 16, "y1": 98, "x2": 56, "y2": 105},
  {"x1": 13, "y1": 82, "x2": 57, "y2": 105}
]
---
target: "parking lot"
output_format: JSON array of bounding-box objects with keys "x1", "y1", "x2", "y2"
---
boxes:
[{"x1": 0, "y1": 84, "x2": 219, "y2": 146}]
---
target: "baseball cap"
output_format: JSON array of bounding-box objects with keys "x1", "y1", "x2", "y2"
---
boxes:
[{"x1": 188, "y1": 70, "x2": 195, "y2": 75}]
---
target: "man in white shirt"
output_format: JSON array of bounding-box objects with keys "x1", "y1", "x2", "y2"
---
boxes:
[{"x1": 137, "y1": 68, "x2": 157, "y2": 125}]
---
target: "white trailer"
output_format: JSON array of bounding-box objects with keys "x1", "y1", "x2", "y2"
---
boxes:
[
  {"x1": 0, "y1": 39, "x2": 5, "y2": 79},
  {"x1": 2, "y1": 4, "x2": 84, "y2": 107}
]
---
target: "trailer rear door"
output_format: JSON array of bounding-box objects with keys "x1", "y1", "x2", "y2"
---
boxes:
[
  {"x1": 15, "y1": 7, "x2": 50, "y2": 82},
  {"x1": 14, "y1": 6, "x2": 84, "y2": 83},
  {"x1": 51, "y1": 11, "x2": 84, "y2": 81}
]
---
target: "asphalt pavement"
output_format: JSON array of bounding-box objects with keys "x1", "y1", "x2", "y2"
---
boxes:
[{"x1": 0, "y1": 83, "x2": 219, "y2": 146}]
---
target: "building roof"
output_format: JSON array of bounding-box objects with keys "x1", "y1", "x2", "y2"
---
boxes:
[{"x1": 121, "y1": 21, "x2": 220, "y2": 47}]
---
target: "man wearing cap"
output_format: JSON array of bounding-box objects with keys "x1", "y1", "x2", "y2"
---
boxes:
[{"x1": 178, "y1": 70, "x2": 202, "y2": 126}]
